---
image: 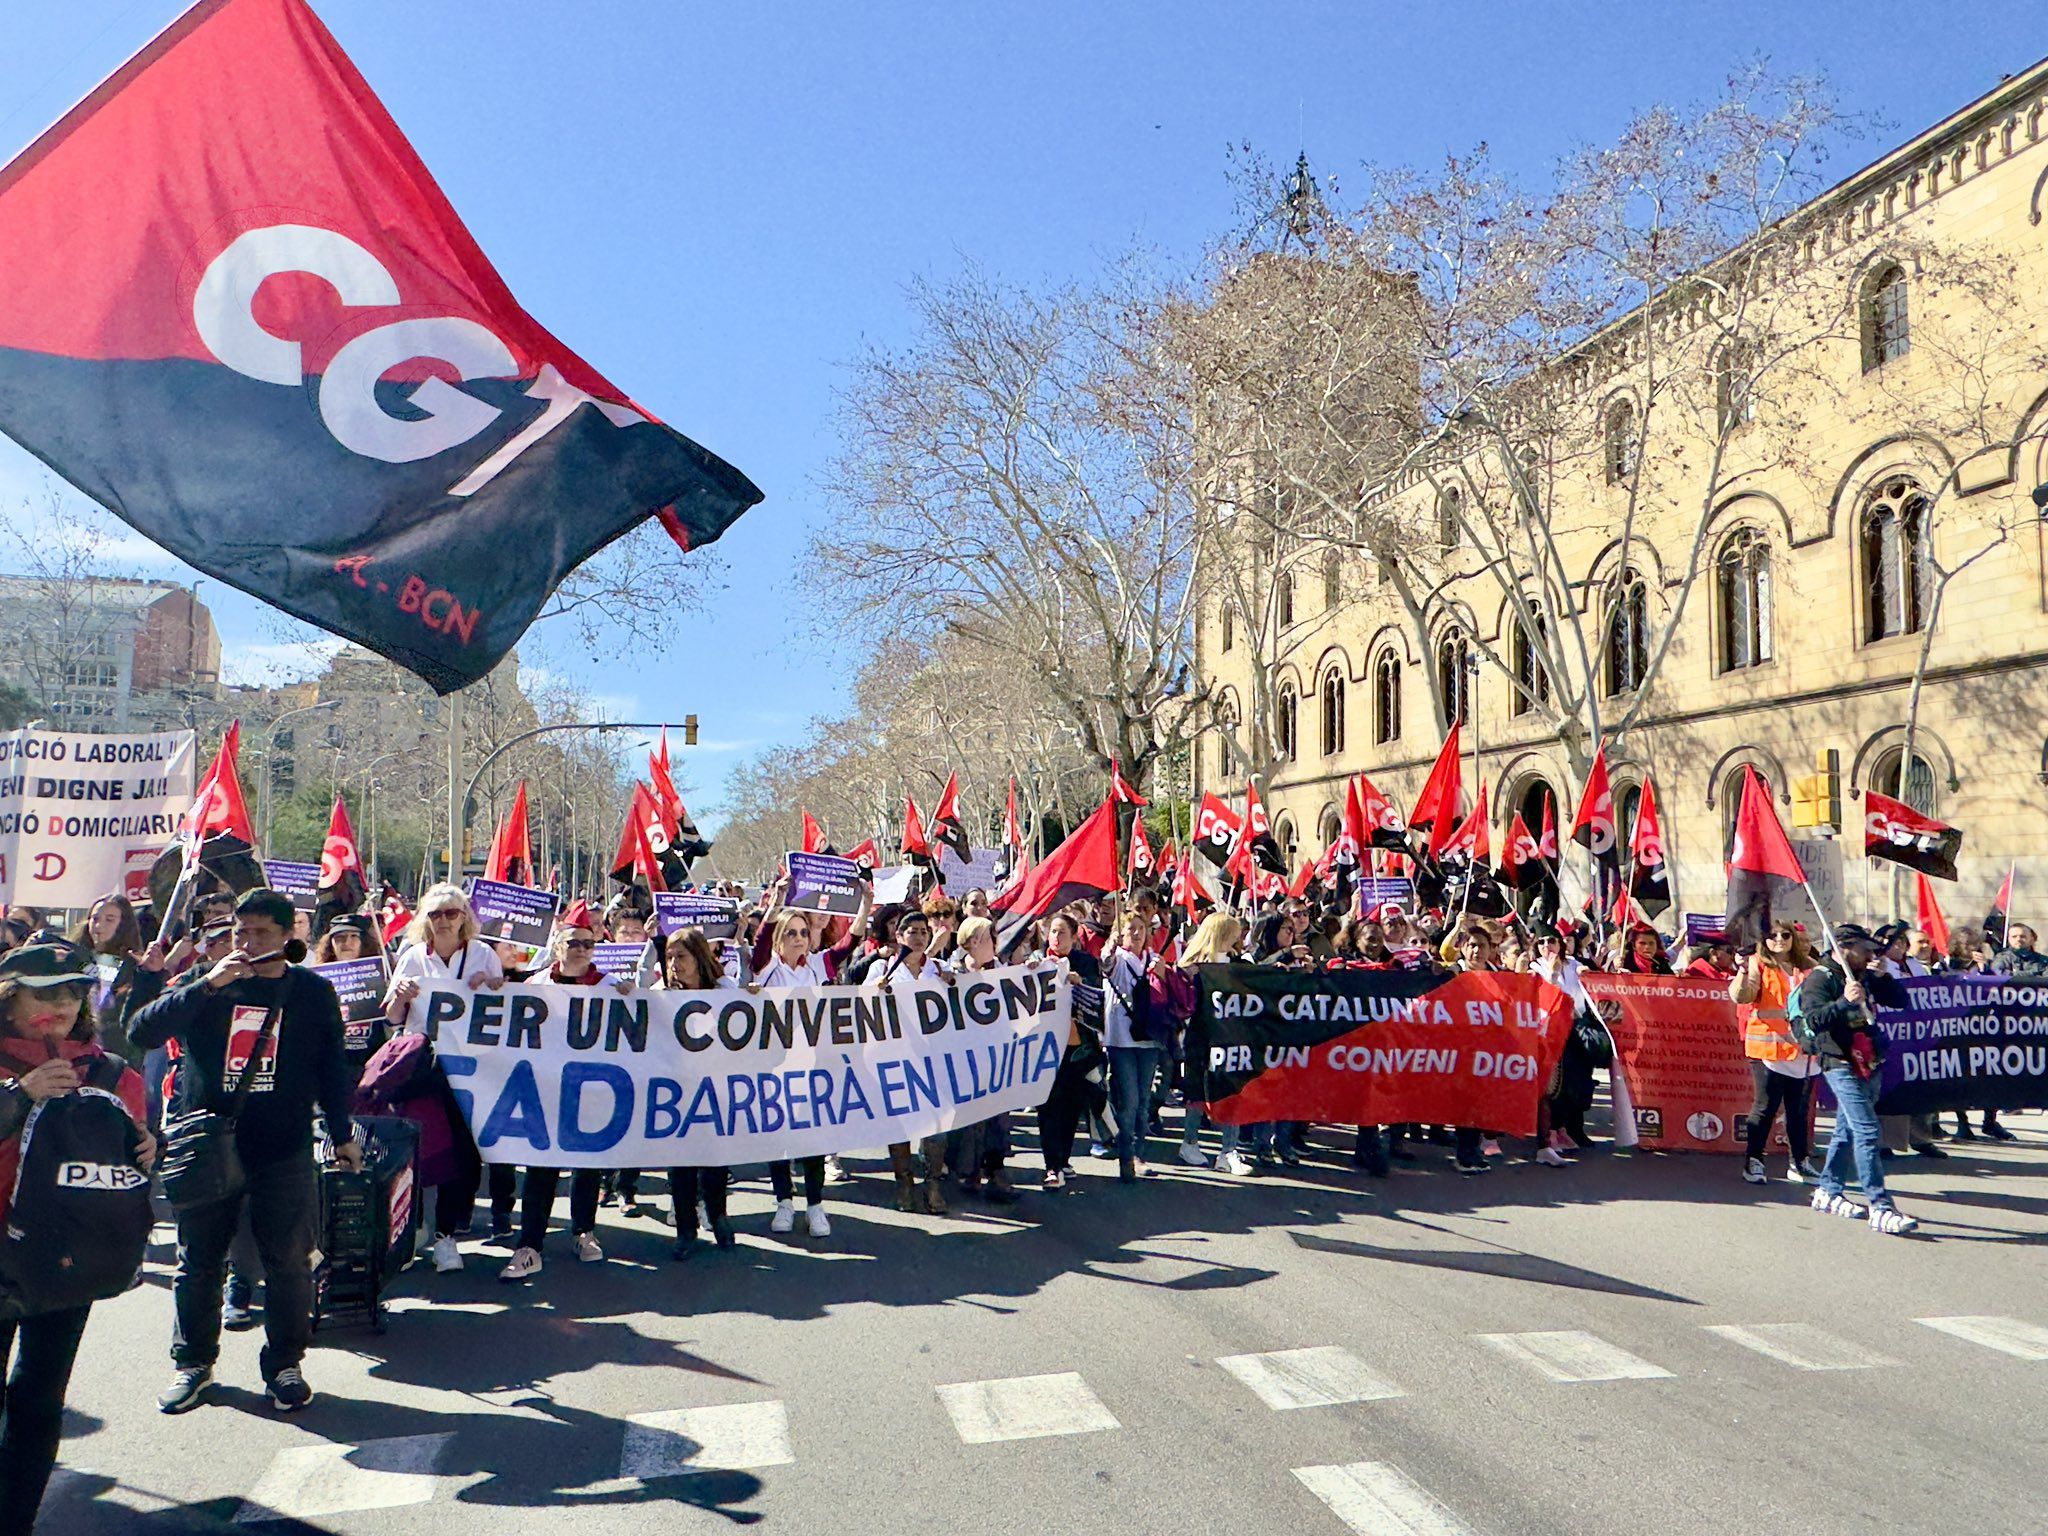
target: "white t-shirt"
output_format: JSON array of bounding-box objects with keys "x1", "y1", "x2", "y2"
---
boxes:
[
  {"x1": 756, "y1": 955, "x2": 830, "y2": 989},
  {"x1": 867, "y1": 954, "x2": 941, "y2": 987},
  {"x1": 387, "y1": 938, "x2": 504, "y2": 1034}
]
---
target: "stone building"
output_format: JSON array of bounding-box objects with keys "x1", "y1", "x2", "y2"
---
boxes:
[
  {"x1": 1193, "y1": 62, "x2": 2048, "y2": 931},
  {"x1": 0, "y1": 574, "x2": 220, "y2": 729}
]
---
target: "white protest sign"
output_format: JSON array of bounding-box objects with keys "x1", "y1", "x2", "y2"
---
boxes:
[
  {"x1": 426, "y1": 962, "x2": 1070, "y2": 1168},
  {"x1": 0, "y1": 727, "x2": 195, "y2": 908}
]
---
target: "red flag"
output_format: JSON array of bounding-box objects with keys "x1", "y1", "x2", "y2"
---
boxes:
[
  {"x1": 900, "y1": 794, "x2": 932, "y2": 861},
  {"x1": 0, "y1": 0, "x2": 761, "y2": 694},
  {"x1": 1570, "y1": 744, "x2": 1617, "y2": 860},
  {"x1": 1192, "y1": 792, "x2": 1242, "y2": 868},
  {"x1": 930, "y1": 771, "x2": 970, "y2": 860},
  {"x1": 1003, "y1": 777, "x2": 1022, "y2": 852},
  {"x1": 317, "y1": 792, "x2": 365, "y2": 890},
  {"x1": 800, "y1": 808, "x2": 828, "y2": 856},
  {"x1": 1127, "y1": 817, "x2": 1156, "y2": 882},
  {"x1": 1110, "y1": 759, "x2": 1149, "y2": 807},
  {"x1": 991, "y1": 794, "x2": 1120, "y2": 940},
  {"x1": 1539, "y1": 795, "x2": 1560, "y2": 862},
  {"x1": 1439, "y1": 782, "x2": 1491, "y2": 864},
  {"x1": 1985, "y1": 865, "x2": 2015, "y2": 950},
  {"x1": 1288, "y1": 857, "x2": 1316, "y2": 900},
  {"x1": 648, "y1": 740, "x2": 684, "y2": 843},
  {"x1": 1157, "y1": 839, "x2": 1179, "y2": 879},
  {"x1": 485, "y1": 780, "x2": 531, "y2": 884},
  {"x1": 1355, "y1": 773, "x2": 1407, "y2": 850},
  {"x1": 1410, "y1": 724, "x2": 1464, "y2": 833},
  {"x1": 610, "y1": 782, "x2": 668, "y2": 892},
  {"x1": 1241, "y1": 781, "x2": 1285, "y2": 874},
  {"x1": 380, "y1": 893, "x2": 412, "y2": 947},
  {"x1": 1626, "y1": 778, "x2": 1671, "y2": 918},
  {"x1": 184, "y1": 720, "x2": 254, "y2": 850},
  {"x1": 1171, "y1": 844, "x2": 1211, "y2": 915},
  {"x1": 1916, "y1": 873, "x2": 1952, "y2": 956},
  {"x1": 1863, "y1": 790, "x2": 1962, "y2": 881},
  {"x1": 844, "y1": 837, "x2": 880, "y2": 872},
  {"x1": 1499, "y1": 812, "x2": 1543, "y2": 890},
  {"x1": 1725, "y1": 766, "x2": 1805, "y2": 946}
]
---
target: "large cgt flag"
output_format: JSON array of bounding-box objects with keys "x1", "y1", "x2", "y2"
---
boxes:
[
  {"x1": 1725, "y1": 766, "x2": 1806, "y2": 947},
  {"x1": 1863, "y1": 790, "x2": 1962, "y2": 882},
  {"x1": 0, "y1": 0, "x2": 761, "y2": 694},
  {"x1": 1627, "y1": 778, "x2": 1672, "y2": 918}
]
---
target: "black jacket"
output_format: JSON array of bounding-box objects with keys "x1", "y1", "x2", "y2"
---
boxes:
[
  {"x1": 129, "y1": 965, "x2": 355, "y2": 1165},
  {"x1": 1993, "y1": 946, "x2": 2048, "y2": 979},
  {"x1": 1793, "y1": 957, "x2": 1906, "y2": 1069}
]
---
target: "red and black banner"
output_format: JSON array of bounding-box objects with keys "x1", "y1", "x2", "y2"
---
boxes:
[
  {"x1": 1862, "y1": 790, "x2": 1962, "y2": 882},
  {"x1": 1186, "y1": 965, "x2": 1573, "y2": 1137},
  {"x1": 0, "y1": 0, "x2": 760, "y2": 693}
]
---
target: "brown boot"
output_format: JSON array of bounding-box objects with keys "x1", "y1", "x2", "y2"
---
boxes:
[
  {"x1": 894, "y1": 1172, "x2": 918, "y2": 1213},
  {"x1": 923, "y1": 1175, "x2": 948, "y2": 1215}
]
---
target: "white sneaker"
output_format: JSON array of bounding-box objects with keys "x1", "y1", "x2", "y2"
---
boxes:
[
  {"x1": 1178, "y1": 1143, "x2": 1209, "y2": 1167},
  {"x1": 1742, "y1": 1157, "x2": 1768, "y2": 1185},
  {"x1": 1783, "y1": 1161, "x2": 1808, "y2": 1186},
  {"x1": 696, "y1": 1200, "x2": 712, "y2": 1231},
  {"x1": 1217, "y1": 1151, "x2": 1253, "y2": 1177},
  {"x1": 824, "y1": 1154, "x2": 852, "y2": 1184},
  {"x1": 1536, "y1": 1146, "x2": 1569, "y2": 1168},
  {"x1": 431, "y1": 1234, "x2": 464, "y2": 1273},
  {"x1": 770, "y1": 1199, "x2": 796, "y2": 1234},
  {"x1": 806, "y1": 1204, "x2": 831, "y2": 1238},
  {"x1": 573, "y1": 1231, "x2": 603, "y2": 1263},
  {"x1": 498, "y1": 1246, "x2": 542, "y2": 1282}
]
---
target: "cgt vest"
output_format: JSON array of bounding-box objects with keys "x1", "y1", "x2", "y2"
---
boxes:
[{"x1": 1739, "y1": 964, "x2": 1803, "y2": 1063}]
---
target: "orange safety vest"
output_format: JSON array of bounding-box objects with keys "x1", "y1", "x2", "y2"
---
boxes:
[{"x1": 1739, "y1": 964, "x2": 1801, "y2": 1063}]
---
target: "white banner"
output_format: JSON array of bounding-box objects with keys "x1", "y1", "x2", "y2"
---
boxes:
[
  {"x1": 0, "y1": 727, "x2": 195, "y2": 909},
  {"x1": 427, "y1": 962, "x2": 1071, "y2": 1168}
]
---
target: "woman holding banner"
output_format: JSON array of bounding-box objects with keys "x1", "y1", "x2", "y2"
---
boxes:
[
  {"x1": 1035, "y1": 912, "x2": 1105, "y2": 1191},
  {"x1": 1730, "y1": 921, "x2": 1821, "y2": 1186},
  {"x1": 1174, "y1": 914, "x2": 1253, "y2": 1175},
  {"x1": 1104, "y1": 911, "x2": 1171, "y2": 1183},
  {"x1": 499, "y1": 902, "x2": 628, "y2": 1282},
  {"x1": 755, "y1": 912, "x2": 835, "y2": 1238},
  {"x1": 658, "y1": 929, "x2": 738, "y2": 1259},
  {"x1": 877, "y1": 908, "x2": 950, "y2": 1212},
  {"x1": 385, "y1": 884, "x2": 504, "y2": 1274}
]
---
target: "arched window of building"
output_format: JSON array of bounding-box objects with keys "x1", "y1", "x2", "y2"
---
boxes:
[
  {"x1": 1436, "y1": 486, "x2": 1461, "y2": 551},
  {"x1": 1716, "y1": 527, "x2": 1773, "y2": 671},
  {"x1": 1214, "y1": 694, "x2": 1239, "y2": 782},
  {"x1": 1604, "y1": 399, "x2": 1639, "y2": 483},
  {"x1": 1435, "y1": 628, "x2": 1471, "y2": 727},
  {"x1": 1872, "y1": 745, "x2": 1938, "y2": 815},
  {"x1": 1615, "y1": 780, "x2": 1643, "y2": 850},
  {"x1": 1861, "y1": 477, "x2": 1931, "y2": 642},
  {"x1": 1318, "y1": 803, "x2": 1342, "y2": 852},
  {"x1": 1602, "y1": 568, "x2": 1649, "y2": 697},
  {"x1": 1277, "y1": 572, "x2": 1296, "y2": 630},
  {"x1": 1862, "y1": 263, "x2": 1910, "y2": 371},
  {"x1": 1275, "y1": 683, "x2": 1298, "y2": 763},
  {"x1": 1372, "y1": 650, "x2": 1402, "y2": 745},
  {"x1": 1220, "y1": 603, "x2": 1234, "y2": 654},
  {"x1": 1323, "y1": 549, "x2": 1342, "y2": 611},
  {"x1": 1714, "y1": 341, "x2": 1754, "y2": 433},
  {"x1": 1510, "y1": 610, "x2": 1550, "y2": 717},
  {"x1": 1274, "y1": 813, "x2": 1298, "y2": 865},
  {"x1": 1320, "y1": 668, "x2": 1345, "y2": 756}
]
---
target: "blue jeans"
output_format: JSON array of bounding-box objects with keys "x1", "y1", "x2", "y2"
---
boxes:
[
  {"x1": 1820, "y1": 1066, "x2": 1889, "y2": 1205},
  {"x1": 1108, "y1": 1046, "x2": 1165, "y2": 1161},
  {"x1": 1179, "y1": 1106, "x2": 1240, "y2": 1156}
]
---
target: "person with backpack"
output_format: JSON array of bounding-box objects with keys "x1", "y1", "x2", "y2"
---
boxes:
[
  {"x1": 1104, "y1": 911, "x2": 1168, "y2": 1183},
  {"x1": 0, "y1": 942, "x2": 156, "y2": 1536},
  {"x1": 1792, "y1": 923, "x2": 1918, "y2": 1236},
  {"x1": 130, "y1": 889, "x2": 363, "y2": 1415}
]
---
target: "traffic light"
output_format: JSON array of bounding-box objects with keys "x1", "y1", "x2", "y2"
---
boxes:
[{"x1": 1791, "y1": 748, "x2": 1842, "y2": 832}]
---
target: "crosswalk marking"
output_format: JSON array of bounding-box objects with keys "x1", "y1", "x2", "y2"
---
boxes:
[
  {"x1": 935, "y1": 1371, "x2": 1120, "y2": 1443},
  {"x1": 1703, "y1": 1324, "x2": 1897, "y2": 1371},
  {"x1": 1217, "y1": 1346, "x2": 1406, "y2": 1410},
  {"x1": 621, "y1": 1401, "x2": 795, "y2": 1477},
  {"x1": 1914, "y1": 1315, "x2": 2048, "y2": 1361},
  {"x1": 1476, "y1": 1330, "x2": 1673, "y2": 1383},
  {"x1": 234, "y1": 1433, "x2": 456, "y2": 1524},
  {"x1": 1294, "y1": 1462, "x2": 1477, "y2": 1536}
]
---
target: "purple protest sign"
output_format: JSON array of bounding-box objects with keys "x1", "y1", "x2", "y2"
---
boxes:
[
  {"x1": 591, "y1": 942, "x2": 645, "y2": 980},
  {"x1": 1865, "y1": 972, "x2": 2048, "y2": 1115},
  {"x1": 262, "y1": 858, "x2": 321, "y2": 911},
  {"x1": 653, "y1": 891, "x2": 739, "y2": 939},
  {"x1": 1684, "y1": 913, "x2": 1729, "y2": 946},
  {"x1": 467, "y1": 877, "x2": 561, "y2": 960},
  {"x1": 786, "y1": 851, "x2": 865, "y2": 916}
]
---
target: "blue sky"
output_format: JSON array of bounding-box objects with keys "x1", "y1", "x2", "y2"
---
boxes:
[{"x1": 2, "y1": 1, "x2": 2041, "y2": 823}]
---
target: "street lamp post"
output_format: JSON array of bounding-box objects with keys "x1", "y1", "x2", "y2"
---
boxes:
[{"x1": 258, "y1": 698, "x2": 340, "y2": 856}]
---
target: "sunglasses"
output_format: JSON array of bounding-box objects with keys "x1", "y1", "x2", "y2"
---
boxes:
[
  {"x1": 428, "y1": 909, "x2": 463, "y2": 920},
  {"x1": 563, "y1": 938, "x2": 595, "y2": 951}
]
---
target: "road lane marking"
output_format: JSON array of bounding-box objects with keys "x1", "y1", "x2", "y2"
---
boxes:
[
  {"x1": 1217, "y1": 1346, "x2": 1406, "y2": 1409},
  {"x1": 935, "y1": 1371, "x2": 1120, "y2": 1443},
  {"x1": 1476, "y1": 1330, "x2": 1673, "y2": 1383},
  {"x1": 234, "y1": 1433, "x2": 455, "y2": 1523},
  {"x1": 1915, "y1": 1315, "x2": 2048, "y2": 1361},
  {"x1": 1294, "y1": 1462, "x2": 1477, "y2": 1536},
  {"x1": 1703, "y1": 1324, "x2": 1898, "y2": 1371},
  {"x1": 621, "y1": 1401, "x2": 795, "y2": 1477}
]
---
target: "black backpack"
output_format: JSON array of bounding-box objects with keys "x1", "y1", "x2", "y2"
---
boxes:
[{"x1": 0, "y1": 1058, "x2": 154, "y2": 1321}]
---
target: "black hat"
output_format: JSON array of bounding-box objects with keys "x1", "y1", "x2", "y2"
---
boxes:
[
  {"x1": 0, "y1": 942, "x2": 94, "y2": 988},
  {"x1": 328, "y1": 913, "x2": 376, "y2": 943},
  {"x1": 1832, "y1": 921, "x2": 1881, "y2": 950},
  {"x1": 1872, "y1": 920, "x2": 1910, "y2": 945}
]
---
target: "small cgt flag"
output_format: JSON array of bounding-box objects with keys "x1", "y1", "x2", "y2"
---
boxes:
[{"x1": 0, "y1": 0, "x2": 761, "y2": 693}]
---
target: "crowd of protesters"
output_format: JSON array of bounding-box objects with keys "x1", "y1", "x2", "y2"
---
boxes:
[{"x1": 0, "y1": 869, "x2": 2043, "y2": 1534}]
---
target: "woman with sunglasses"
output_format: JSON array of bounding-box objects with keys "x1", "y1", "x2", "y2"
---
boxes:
[
  {"x1": 657, "y1": 928, "x2": 739, "y2": 1259},
  {"x1": 499, "y1": 902, "x2": 627, "y2": 1283},
  {"x1": 0, "y1": 942, "x2": 156, "y2": 1536},
  {"x1": 384, "y1": 883, "x2": 505, "y2": 1274}
]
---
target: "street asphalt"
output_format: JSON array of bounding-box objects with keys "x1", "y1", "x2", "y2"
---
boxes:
[{"x1": 35, "y1": 1110, "x2": 2048, "y2": 1536}]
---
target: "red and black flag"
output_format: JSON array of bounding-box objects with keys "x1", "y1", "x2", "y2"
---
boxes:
[
  {"x1": 647, "y1": 733, "x2": 708, "y2": 866},
  {"x1": 1917, "y1": 872, "x2": 1953, "y2": 956},
  {"x1": 843, "y1": 837, "x2": 880, "y2": 873},
  {"x1": 1984, "y1": 865, "x2": 2015, "y2": 951},
  {"x1": 610, "y1": 782, "x2": 668, "y2": 893},
  {"x1": 1570, "y1": 743, "x2": 1618, "y2": 863},
  {"x1": 1356, "y1": 773, "x2": 1408, "y2": 851},
  {"x1": 1438, "y1": 781, "x2": 1491, "y2": 866},
  {"x1": 1499, "y1": 812, "x2": 1543, "y2": 889},
  {"x1": 0, "y1": 0, "x2": 761, "y2": 694},
  {"x1": 1157, "y1": 839, "x2": 1180, "y2": 882},
  {"x1": 1127, "y1": 817, "x2": 1156, "y2": 885},
  {"x1": 1110, "y1": 759, "x2": 1149, "y2": 807},
  {"x1": 992, "y1": 794, "x2": 1120, "y2": 948},
  {"x1": 1193, "y1": 792, "x2": 1242, "y2": 869},
  {"x1": 800, "y1": 808, "x2": 829, "y2": 856},
  {"x1": 929, "y1": 771, "x2": 971, "y2": 861},
  {"x1": 1725, "y1": 766, "x2": 1805, "y2": 947},
  {"x1": 900, "y1": 793, "x2": 933, "y2": 869},
  {"x1": 1410, "y1": 724, "x2": 1465, "y2": 836},
  {"x1": 1241, "y1": 781, "x2": 1286, "y2": 875},
  {"x1": 1171, "y1": 844, "x2": 1211, "y2": 916},
  {"x1": 1863, "y1": 790, "x2": 1962, "y2": 882},
  {"x1": 485, "y1": 780, "x2": 532, "y2": 885},
  {"x1": 1627, "y1": 778, "x2": 1671, "y2": 918},
  {"x1": 314, "y1": 792, "x2": 366, "y2": 930}
]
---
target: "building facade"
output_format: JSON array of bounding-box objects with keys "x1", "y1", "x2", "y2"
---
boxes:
[
  {"x1": 0, "y1": 574, "x2": 221, "y2": 730},
  {"x1": 1194, "y1": 63, "x2": 2048, "y2": 932}
]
